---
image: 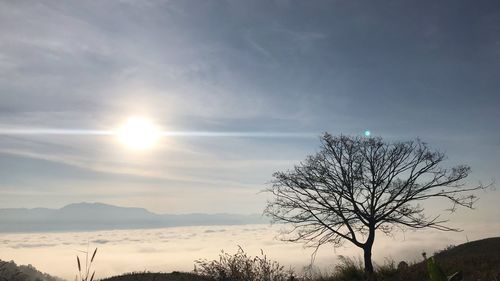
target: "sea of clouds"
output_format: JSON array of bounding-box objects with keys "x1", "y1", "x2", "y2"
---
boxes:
[{"x1": 1, "y1": 223, "x2": 499, "y2": 280}]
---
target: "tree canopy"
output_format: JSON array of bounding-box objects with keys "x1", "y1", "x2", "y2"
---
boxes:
[{"x1": 264, "y1": 134, "x2": 484, "y2": 278}]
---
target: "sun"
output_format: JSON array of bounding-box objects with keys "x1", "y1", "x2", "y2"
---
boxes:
[{"x1": 115, "y1": 117, "x2": 161, "y2": 150}]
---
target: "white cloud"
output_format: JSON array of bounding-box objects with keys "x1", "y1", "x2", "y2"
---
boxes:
[{"x1": 1, "y1": 223, "x2": 499, "y2": 280}]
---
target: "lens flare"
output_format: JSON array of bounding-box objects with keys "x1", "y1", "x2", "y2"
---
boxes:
[{"x1": 115, "y1": 117, "x2": 161, "y2": 150}]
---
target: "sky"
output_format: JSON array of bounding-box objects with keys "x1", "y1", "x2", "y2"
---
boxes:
[{"x1": 0, "y1": 0, "x2": 499, "y2": 220}]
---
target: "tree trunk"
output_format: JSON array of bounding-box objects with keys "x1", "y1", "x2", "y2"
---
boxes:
[
  {"x1": 363, "y1": 226, "x2": 376, "y2": 281},
  {"x1": 363, "y1": 246, "x2": 374, "y2": 280}
]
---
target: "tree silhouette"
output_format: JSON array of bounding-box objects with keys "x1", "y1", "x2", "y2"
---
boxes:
[{"x1": 264, "y1": 133, "x2": 485, "y2": 280}]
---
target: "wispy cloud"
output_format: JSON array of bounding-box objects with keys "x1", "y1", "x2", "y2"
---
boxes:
[{"x1": 0, "y1": 0, "x2": 499, "y2": 214}]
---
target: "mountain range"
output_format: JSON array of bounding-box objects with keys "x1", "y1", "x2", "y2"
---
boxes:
[{"x1": 0, "y1": 202, "x2": 268, "y2": 233}]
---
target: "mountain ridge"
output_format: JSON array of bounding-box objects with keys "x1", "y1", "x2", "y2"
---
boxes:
[
  {"x1": 2, "y1": 202, "x2": 262, "y2": 216},
  {"x1": 0, "y1": 202, "x2": 267, "y2": 233}
]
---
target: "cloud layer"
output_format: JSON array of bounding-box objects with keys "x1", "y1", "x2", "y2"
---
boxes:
[{"x1": 1, "y1": 223, "x2": 500, "y2": 280}]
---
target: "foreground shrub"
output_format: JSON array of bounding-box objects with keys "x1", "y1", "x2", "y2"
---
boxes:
[
  {"x1": 305, "y1": 256, "x2": 398, "y2": 281},
  {"x1": 330, "y1": 256, "x2": 364, "y2": 281},
  {"x1": 375, "y1": 259, "x2": 398, "y2": 280},
  {"x1": 194, "y1": 246, "x2": 295, "y2": 281},
  {"x1": 424, "y1": 253, "x2": 463, "y2": 281}
]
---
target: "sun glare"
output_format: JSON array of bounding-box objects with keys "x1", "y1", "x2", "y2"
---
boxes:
[{"x1": 116, "y1": 117, "x2": 161, "y2": 150}]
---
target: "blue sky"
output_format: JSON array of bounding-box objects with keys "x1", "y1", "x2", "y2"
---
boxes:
[{"x1": 0, "y1": 1, "x2": 499, "y2": 217}]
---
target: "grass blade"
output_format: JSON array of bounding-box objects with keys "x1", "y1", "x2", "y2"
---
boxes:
[{"x1": 91, "y1": 248, "x2": 98, "y2": 262}]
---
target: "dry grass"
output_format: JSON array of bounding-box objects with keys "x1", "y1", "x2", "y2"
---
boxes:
[
  {"x1": 100, "y1": 271, "x2": 214, "y2": 281},
  {"x1": 76, "y1": 247, "x2": 98, "y2": 281},
  {"x1": 193, "y1": 246, "x2": 295, "y2": 281}
]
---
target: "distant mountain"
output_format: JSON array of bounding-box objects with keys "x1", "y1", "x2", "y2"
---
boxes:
[{"x1": 0, "y1": 202, "x2": 268, "y2": 233}]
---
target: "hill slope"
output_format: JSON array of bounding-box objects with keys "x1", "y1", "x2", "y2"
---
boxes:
[
  {"x1": 396, "y1": 237, "x2": 500, "y2": 281},
  {"x1": 0, "y1": 259, "x2": 65, "y2": 281}
]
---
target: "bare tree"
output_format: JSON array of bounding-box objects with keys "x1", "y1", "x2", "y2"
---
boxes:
[{"x1": 264, "y1": 133, "x2": 485, "y2": 280}]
